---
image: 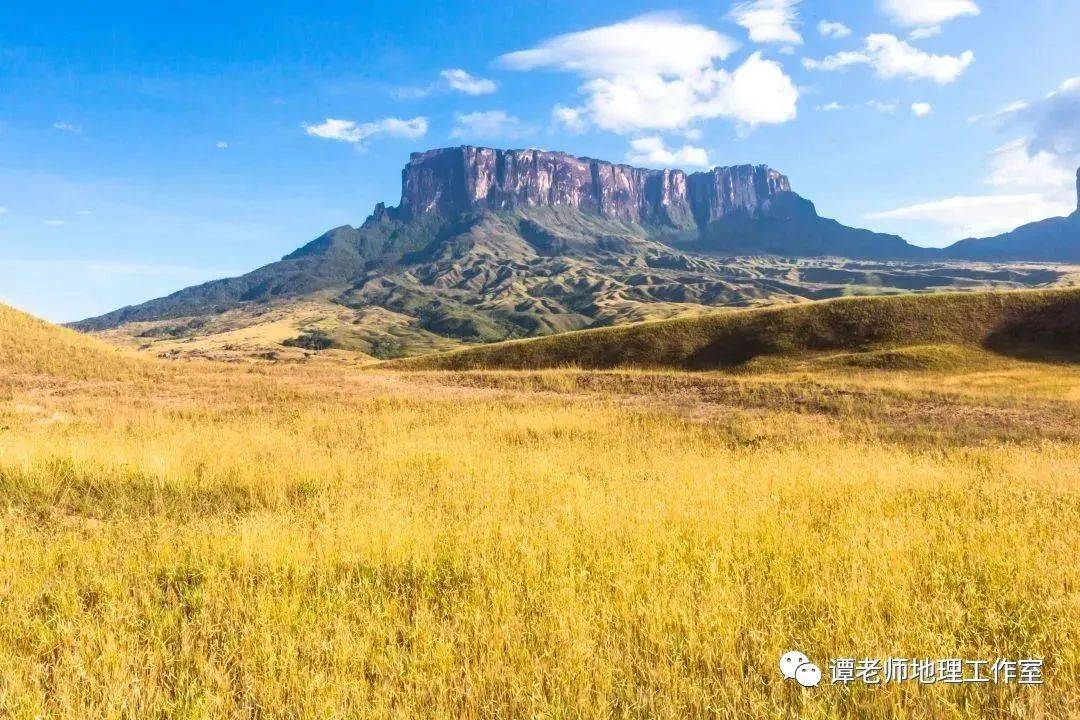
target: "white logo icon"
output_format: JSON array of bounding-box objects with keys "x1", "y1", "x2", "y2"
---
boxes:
[{"x1": 780, "y1": 650, "x2": 822, "y2": 687}]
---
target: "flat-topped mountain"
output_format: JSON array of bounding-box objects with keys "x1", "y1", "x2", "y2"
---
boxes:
[
  {"x1": 397, "y1": 146, "x2": 789, "y2": 227},
  {"x1": 72, "y1": 146, "x2": 1077, "y2": 360},
  {"x1": 386, "y1": 146, "x2": 917, "y2": 258}
]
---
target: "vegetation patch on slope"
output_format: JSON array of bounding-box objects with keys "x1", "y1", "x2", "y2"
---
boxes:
[{"x1": 390, "y1": 288, "x2": 1080, "y2": 371}]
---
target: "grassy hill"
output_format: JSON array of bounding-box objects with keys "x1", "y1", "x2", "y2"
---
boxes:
[
  {"x1": 0, "y1": 303, "x2": 146, "y2": 379},
  {"x1": 389, "y1": 288, "x2": 1080, "y2": 371}
]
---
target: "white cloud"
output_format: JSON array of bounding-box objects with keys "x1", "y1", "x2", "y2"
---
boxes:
[
  {"x1": 500, "y1": 14, "x2": 738, "y2": 78},
  {"x1": 984, "y1": 139, "x2": 1075, "y2": 192},
  {"x1": 729, "y1": 0, "x2": 802, "y2": 45},
  {"x1": 499, "y1": 15, "x2": 798, "y2": 134},
  {"x1": 967, "y1": 100, "x2": 1029, "y2": 124},
  {"x1": 439, "y1": 68, "x2": 498, "y2": 95},
  {"x1": 867, "y1": 193, "x2": 1067, "y2": 238},
  {"x1": 216, "y1": 141, "x2": 229, "y2": 149},
  {"x1": 867, "y1": 100, "x2": 898, "y2": 114},
  {"x1": 450, "y1": 110, "x2": 532, "y2": 139},
  {"x1": 908, "y1": 26, "x2": 942, "y2": 40},
  {"x1": 866, "y1": 35, "x2": 973, "y2": 83},
  {"x1": 683, "y1": 128, "x2": 704, "y2": 140},
  {"x1": 818, "y1": 101, "x2": 844, "y2": 111},
  {"x1": 626, "y1": 136, "x2": 710, "y2": 167},
  {"x1": 817, "y1": 20, "x2": 851, "y2": 39},
  {"x1": 911, "y1": 102, "x2": 932, "y2": 117},
  {"x1": 879, "y1": 0, "x2": 980, "y2": 28},
  {"x1": 43, "y1": 219, "x2": 66, "y2": 227},
  {"x1": 803, "y1": 34, "x2": 973, "y2": 84},
  {"x1": 802, "y1": 52, "x2": 869, "y2": 72},
  {"x1": 396, "y1": 69, "x2": 498, "y2": 99},
  {"x1": 580, "y1": 50, "x2": 798, "y2": 133},
  {"x1": 551, "y1": 104, "x2": 587, "y2": 133},
  {"x1": 710, "y1": 51, "x2": 800, "y2": 127},
  {"x1": 52, "y1": 122, "x2": 81, "y2": 133},
  {"x1": 303, "y1": 117, "x2": 428, "y2": 148}
]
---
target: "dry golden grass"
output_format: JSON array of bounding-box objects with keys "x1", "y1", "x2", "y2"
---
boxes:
[
  {"x1": 0, "y1": 303, "x2": 149, "y2": 380},
  {"x1": 0, "y1": 303, "x2": 1078, "y2": 718}
]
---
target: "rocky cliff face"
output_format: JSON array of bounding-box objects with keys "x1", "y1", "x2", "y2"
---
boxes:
[{"x1": 398, "y1": 146, "x2": 791, "y2": 228}]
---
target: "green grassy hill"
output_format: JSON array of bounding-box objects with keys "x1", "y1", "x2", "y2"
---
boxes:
[
  {"x1": 0, "y1": 303, "x2": 146, "y2": 379},
  {"x1": 389, "y1": 288, "x2": 1080, "y2": 371}
]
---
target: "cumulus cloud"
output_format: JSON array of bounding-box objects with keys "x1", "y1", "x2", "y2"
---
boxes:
[
  {"x1": 439, "y1": 69, "x2": 498, "y2": 95},
  {"x1": 728, "y1": 0, "x2": 802, "y2": 45},
  {"x1": 911, "y1": 102, "x2": 932, "y2": 117},
  {"x1": 450, "y1": 110, "x2": 533, "y2": 139},
  {"x1": 215, "y1": 141, "x2": 229, "y2": 149},
  {"x1": 303, "y1": 117, "x2": 428, "y2": 148},
  {"x1": 818, "y1": 101, "x2": 844, "y2": 111},
  {"x1": 551, "y1": 104, "x2": 587, "y2": 133},
  {"x1": 817, "y1": 20, "x2": 851, "y2": 39},
  {"x1": 803, "y1": 34, "x2": 973, "y2": 84},
  {"x1": 878, "y1": 0, "x2": 979, "y2": 28},
  {"x1": 395, "y1": 68, "x2": 497, "y2": 99},
  {"x1": 865, "y1": 35, "x2": 973, "y2": 82},
  {"x1": 499, "y1": 14, "x2": 798, "y2": 134},
  {"x1": 626, "y1": 136, "x2": 710, "y2": 167},
  {"x1": 869, "y1": 77, "x2": 1079, "y2": 239}
]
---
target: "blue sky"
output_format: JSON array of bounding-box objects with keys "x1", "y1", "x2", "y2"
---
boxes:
[{"x1": 1, "y1": 0, "x2": 1077, "y2": 321}]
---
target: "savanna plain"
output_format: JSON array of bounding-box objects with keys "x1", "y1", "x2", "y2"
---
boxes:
[{"x1": 0, "y1": 300, "x2": 1078, "y2": 719}]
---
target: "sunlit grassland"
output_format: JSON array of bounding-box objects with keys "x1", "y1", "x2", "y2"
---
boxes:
[{"x1": 0, "y1": 355, "x2": 1076, "y2": 719}]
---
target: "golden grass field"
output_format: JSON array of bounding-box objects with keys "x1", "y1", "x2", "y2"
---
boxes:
[{"x1": 1, "y1": 299, "x2": 1079, "y2": 718}]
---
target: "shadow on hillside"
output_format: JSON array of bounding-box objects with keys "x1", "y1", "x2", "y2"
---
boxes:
[
  {"x1": 390, "y1": 288, "x2": 1080, "y2": 372},
  {"x1": 683, "y1": 303, "x2": 910, "y2": 370},
  {"x1": 984, "y1": 295, "x2": 1080, "y2": 362}
]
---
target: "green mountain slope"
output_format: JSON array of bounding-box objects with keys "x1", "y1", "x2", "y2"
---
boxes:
[{"x1": 72, "y1": 204, "x2": 1071, "y2": 359}]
